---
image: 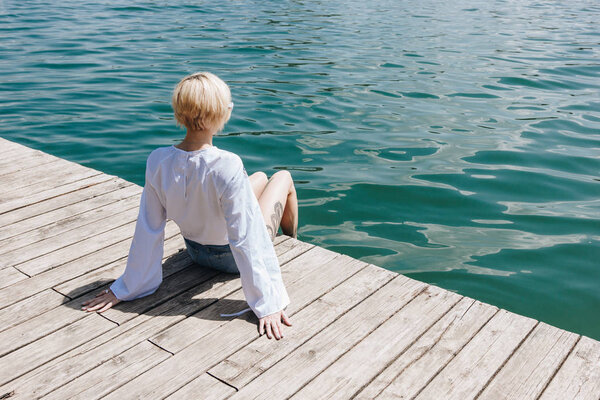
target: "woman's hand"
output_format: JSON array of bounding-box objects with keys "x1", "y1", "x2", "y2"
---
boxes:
[
  {"x1": 259, "y1": 310, "x2": 292, "y2": 340},
  {"x1": 81, "y1": 288, "x2": 120, "y2": 313}
]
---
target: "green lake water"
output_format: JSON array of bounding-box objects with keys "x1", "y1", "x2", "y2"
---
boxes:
[{"x1": 1, "y1": 0, "x2": 599, "y2": 339}]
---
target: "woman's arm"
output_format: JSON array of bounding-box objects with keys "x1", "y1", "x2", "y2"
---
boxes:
[
  {"x1": 82, "y1": 163, "x2": 166, "y2": 312},
  {"x1": 219, "y1": 159, "x2": 291, "y2": 338}
]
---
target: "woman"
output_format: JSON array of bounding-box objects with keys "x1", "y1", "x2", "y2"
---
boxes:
[{"x1": 82, "y1": 72, "x2": 298, "y2": 340}]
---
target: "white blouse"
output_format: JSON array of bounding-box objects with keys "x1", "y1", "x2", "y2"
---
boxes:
[{"x1": 110, "y1": 145, "x2": 290, "y2": 319}]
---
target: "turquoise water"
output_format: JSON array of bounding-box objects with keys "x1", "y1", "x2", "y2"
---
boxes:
[{"x1": 1, "y1": 0, "x2": 599, "y2": 339}]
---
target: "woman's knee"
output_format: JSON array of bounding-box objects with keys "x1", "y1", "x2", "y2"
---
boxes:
[
  {"x1": 270, "y1": 170, "x2": 293, "y2": 186},
  {"x1": 250, "y1": 171, "x2": 268, "y2": 185}
]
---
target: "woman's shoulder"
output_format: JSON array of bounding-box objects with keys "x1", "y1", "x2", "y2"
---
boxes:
[{"x1": 209, "y1": 147, "x2": 245, "y2": 185}]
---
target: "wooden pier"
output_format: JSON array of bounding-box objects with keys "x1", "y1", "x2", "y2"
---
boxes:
[{"x1": 0, "y1": 136, "x2": 599, "y2": 399}]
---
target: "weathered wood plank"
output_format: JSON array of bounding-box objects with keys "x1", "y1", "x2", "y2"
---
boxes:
[
  {"x1": 2, "y1": 168, "x2": 104, "y2": 203},
  {"x1": 414, "y1": 310, "x2": 538, "y2": 400},
  {"x1": 53, "y1": 233, "x2": 186, "y2": 299},
  {"x1": 1, "y1": 163, "x2": 101, "y2": 202},
  {"x1": 0, "y1": 182, "x2": 138, "y2": 241},
  {"x1": 99, "y1": 257, "x2": 217, "y2": 325},
  {"x1": 355, "y1": 298, "x2": 497, "y2": 400},
  {"x1": 0, "y1": 239, "x2": 306, "y2": 399},
  {"x1": 102, "y1": 251, "x2": 371, "y2": 399},
  {"x1": 0, "y1": 236, "x2": 188, "y2": 356},
  {"x1": 0, "y1": 154, "x2": 58, "y2": 177},
  {"x1": 13, "y1": 219, "x2": 138, "y2": 276},
  {"x1": 0, "y1": 267, "x2": 28, "y2": 289},
  {"x1": 42, "y1": 340, "x2": 171, "y2": 400},
  {"x1": 0, "y1": 289, "x2": 68, "y2": 333},
  {"x1": 0, "y1": 313, "x2": 117, "y2": 386},
  {"x1": 208, "y1": 264, "x2": 398, "y2": 388},
  {"x1": 0, "y1": 193, "x2": 140, "y2": 255},
  {"x1": 290, "y1": 286, "x2": 463, "y2": 400},
  {"x1": 0, "y1": 276, "x2": 239, "y2": 399},
  {"x1": 149, "y1": 245, "x2": 341, "y2": 354},
  {"x1": 0, "y1": 157, "x2": 61, "y2": 180},
  {"x1": 0, "y1": 145, "x2": 43, "y2": 165},
  {"x1": 479, "y1": 322, "x2": 579, "y2": 400},
  {"x1": 226, "y1": 276, "x2": 427, "y2": 400},
  {"x1": 166, "y1": 373, "x2": 236, "y2": 400},
  {"x1": 0, "y1": 175, "x2": 125, "y2": 223},
  {"x1": 539, "y1": 336, "x2": 600, "y2": 400},
  {"x1": 0, "y1": 221, "x2": 180, "y2": 309},
  {"x1": 0, "y1": 198, "x2": 138, "y2": 262}
]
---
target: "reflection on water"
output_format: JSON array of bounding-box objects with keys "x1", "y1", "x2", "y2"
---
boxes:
[{"x1": 1, "y1": 0, "x2": 599, "y2": 339}]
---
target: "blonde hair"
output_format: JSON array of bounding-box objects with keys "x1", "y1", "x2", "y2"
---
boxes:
[{"x1": 172, "y1": 72, "x2": 232, "y2": 132}]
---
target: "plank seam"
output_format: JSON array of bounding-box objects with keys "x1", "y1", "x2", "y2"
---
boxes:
[
  {"x1": 206, "y1": 372, "x2": 240, "y2": 392},
  {"x1": 287, "y1": 279, "x2": 429, "y2": 400},
  {"x1": 534, "y1": 334, "x2": 582, "y2": 400},
  {"x1": 354, "y1": 297, "x2": 472, "y2": 399},
  {"x1": 146, "y1": 339, "x2": 175, "y2": 356},
  {"x1": 474, "y1": 320, "x2": 540, "y2": 400},
  {"x1": 12, "y1": 266, "x2": 30, "y2": 279},
  {"x1": 410, "y1": 307, "x2": 501, "y2": 400}
]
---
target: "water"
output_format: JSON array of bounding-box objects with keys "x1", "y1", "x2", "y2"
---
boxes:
[{"x1": 1, "y1": 0, "x2": 599, "y2": 339}]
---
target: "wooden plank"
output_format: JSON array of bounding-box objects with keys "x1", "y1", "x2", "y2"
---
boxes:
[
  {"x1": 0, "y1": 289, "x2": 68, "y2": 333},
  {"x1": 13, "y1": 219, "x2": 138, "y2": 276},
  {"x1": 414, "y1": 310, "x2": 538, "y2": 400},
  {"x1": 1, "y1": 159, "x2": 94, "y2": 197},
  {"x1": 208, "y1": 264, "x2": 397, "y2": 388},
  {"x1": 0, "y1": 235, "x2": 188, "y2": 355},
  {"x1": 1, "y1": 168, "x2": 103, "y2": 204},
  {"x1": 539, "y1": 336, "x2": 600, "y2": 400},
  {"x1": 101, "y1": 251, "x2": 372, "y2": 399},
  {"x1": 0, "y1": 221, "x2": 180, "y2": 309},
  {"x1": 0, "y1": 193, "x2": 140, "y2": 255},
  {"x1": 0, "y1": 270, "x2": 242, "y2": 399},
  {"x1": 479, "y1": 322, "x2": 579, "y2": 400},
  {"x1": 99, "y1": 256, "x2": 217, "y2": 325},
  {"x1": 0, "y1": 313, "x2": 117, "y2": 386},
  {"x1": 42, "y1": 340, "x2": 171, "y2": 400},
  {"x1": 166, "y1": 373, "x2": 236, "y2": 400},
  {"x1": 355, "y1": 298, "x2": 497, "y2": 400},
  {"x1": 0, "y1": 146, "x2": 43, "y2": 165},
  {"x1": 0, "y1": 175, "x2": 122, "y2": 221},
  {"x1": 0, "y1": 267, "x2": 27, "y2": 289},
  {"x1": 0, "y1": 183, "x2": 138, "y2": 241},
  {"x1": 0, "y1": 148, "x2": 37, "y2": 164},
  {"x1": 53, "y1": 234, "x2": 186, "y2": 299},
  {"x1": 0, "y1": 239, "x2": 308, "y2": 399},
  {"x1": 290, "y1": 286, "x2": 463, "y2": 400},
  {"x1": 149, "y1": 245, "x2": 341, "y2": 354},
  {"x1": 0, "y1": 154, "x2": 58, "y2": 177},
  {"x1": 226, "y1": 276, "x2": 427, "y2": 400}
]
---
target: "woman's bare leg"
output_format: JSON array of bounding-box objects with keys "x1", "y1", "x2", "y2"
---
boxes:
[
  {"x1": 258, "y1": 170, "x2": 298, "y2": 240},
  {"x1": 248, "y1": 171, "x2": 268, "y2": 199}
]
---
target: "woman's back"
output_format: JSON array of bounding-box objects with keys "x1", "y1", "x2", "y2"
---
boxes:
[{"x1": 147, "y1": 145, "x2": 243, "y2": 246}]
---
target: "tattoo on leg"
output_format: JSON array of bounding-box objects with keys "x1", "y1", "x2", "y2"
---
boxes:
[
  {"x1": 266, "y1": 225, "x2": 275, "y2": 240},
  {"x1": 266, "y1": 201, "x2": 284, "y2": 240}
]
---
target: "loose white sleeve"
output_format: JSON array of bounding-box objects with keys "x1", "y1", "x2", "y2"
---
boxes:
[
  {"x1": 219, "y1": 164, "x2": 290, "y2": 319},
  {"x1": 110, "y1": 171, "x2": 166, "y2": 301}
]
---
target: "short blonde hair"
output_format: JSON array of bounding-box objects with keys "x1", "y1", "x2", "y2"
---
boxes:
[{"x1": 172, "y1": 72, "x2": 232, "y2": 132}]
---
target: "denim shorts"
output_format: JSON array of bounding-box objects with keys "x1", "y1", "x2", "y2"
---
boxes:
[{"x1": 184, "y1": 238, "x2": 239, "y2": 274}]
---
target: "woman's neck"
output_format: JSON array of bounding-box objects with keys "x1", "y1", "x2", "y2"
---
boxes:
[{"x1": 175, "y1": 129, "x2": 215, "y2": 151}]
